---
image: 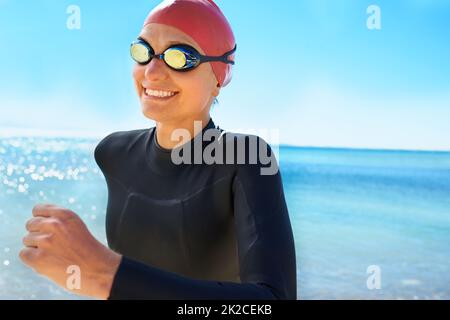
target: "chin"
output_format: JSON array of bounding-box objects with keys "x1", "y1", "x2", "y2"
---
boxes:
[{"x1": 141, "y1": 103, "x2": 173, "y2": 123}]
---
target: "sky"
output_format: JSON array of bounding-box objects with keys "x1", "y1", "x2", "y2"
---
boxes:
[{"x1": 0, "y1": 0, "x2": 449, "y2": 151}]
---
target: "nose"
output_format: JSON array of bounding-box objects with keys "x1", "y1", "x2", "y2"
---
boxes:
[{"x1": 144, "y1": 56, "x2": 170, "y2": 81}]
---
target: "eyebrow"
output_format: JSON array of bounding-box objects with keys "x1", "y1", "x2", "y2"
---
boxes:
[{"x1": 138, "y1": 36, "x2": 194, "y2": 50}]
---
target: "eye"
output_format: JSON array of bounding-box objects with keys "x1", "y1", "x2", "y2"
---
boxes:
[
  {"x1": 130, "y1": 42, "x2": 151, "y2": 64},
  {"x1": 164, "y1": 48, "x2": 187, "y2": 69}
]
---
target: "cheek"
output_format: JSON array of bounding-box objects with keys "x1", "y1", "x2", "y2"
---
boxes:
[
  {"x1": 179, "y1": 83, "x2": 209, "y2": 111},
  {"x1": 177, "y1": 70, "x2": 213, "y2": 107},
  {"x1": 132, "y1": 66, "x2": 144, "y2": 91}
]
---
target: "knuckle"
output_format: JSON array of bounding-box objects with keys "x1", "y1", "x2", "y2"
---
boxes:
[
  {"x1": 55, "y1": 208, "x2": 73, "y2": 219},
  {"x1": 19, "y1": 248, "x2": 32, "y2": 262},
  {"x1": 25, "y1": 218, "x2": 36, "y2": 230},
  {"x1": 48, "y1": 219, "x2": 63, "y2": 231},
  {"x1": 19, "y1": 249, "x2": 27, "y2": 260},
  {"x1": 33, "y1": 203, "x2": 55, "y2": 211},
  {"x1": 31, "y1": 204, "x2": 41, "y2": 215},
  {"x1": 63, "y1": 209, "x2": 76, "y2": 219},
  {"x1": 41, "y1": 234, "x2": 54, "y2": 247}
]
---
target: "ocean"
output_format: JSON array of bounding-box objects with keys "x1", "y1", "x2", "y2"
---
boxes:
[{"x1": 0, "y1": 137, "x2": 449, "y2": 300}]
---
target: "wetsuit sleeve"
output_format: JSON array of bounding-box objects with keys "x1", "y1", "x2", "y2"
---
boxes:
[
  {"x1": 107, "y1": 138, "x2": 297, "y2": 300},
  {"x1": 230, "y1": 139, "x2": 297, "y2": 300}
]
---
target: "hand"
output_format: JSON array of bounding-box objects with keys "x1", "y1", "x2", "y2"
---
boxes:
[{"x1": 19, "y1": 204, "x2": 122, "y2": 299}]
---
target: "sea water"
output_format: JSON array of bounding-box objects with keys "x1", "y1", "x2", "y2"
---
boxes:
[{"x1": 0, "y1": 137, "x2": 449, "y2": 299}]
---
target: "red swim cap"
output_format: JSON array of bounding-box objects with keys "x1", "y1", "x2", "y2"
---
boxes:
[{"x1": 143, "y1": 0, "x2": 236, "y2": 88}]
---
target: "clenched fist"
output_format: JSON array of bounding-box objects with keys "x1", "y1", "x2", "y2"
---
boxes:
[{"x1": 19, "y1": 204, "x2": 122, "y2": 299}]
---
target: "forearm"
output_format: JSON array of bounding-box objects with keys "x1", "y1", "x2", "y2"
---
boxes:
[{"x1": 107, "y1": 256, "x2": 281, "y2": 300}]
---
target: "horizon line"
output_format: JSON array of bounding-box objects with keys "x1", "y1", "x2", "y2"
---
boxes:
[{"x1": 0, "y1": 126, "x2": 449, "y2": 154}]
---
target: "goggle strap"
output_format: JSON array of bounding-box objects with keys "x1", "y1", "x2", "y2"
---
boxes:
[{"x1": 200, "y1": 45, "x2": 237, "y2": 65}]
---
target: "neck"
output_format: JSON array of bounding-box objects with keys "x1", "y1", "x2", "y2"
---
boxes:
[{"x1": 155, "y1": 114, "x2": 212, "y2": 150}]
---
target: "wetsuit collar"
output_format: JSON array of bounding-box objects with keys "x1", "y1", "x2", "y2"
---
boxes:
[{"x1": 146, "y1": 118, "x2": 217, "y2": 175}]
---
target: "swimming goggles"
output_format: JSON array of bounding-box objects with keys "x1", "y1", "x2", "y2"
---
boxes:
[{"x1": 130, "y1": 37, "x2": 236, "y2": 72}]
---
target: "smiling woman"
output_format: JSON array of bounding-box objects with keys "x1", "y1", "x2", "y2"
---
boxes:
[
  {"x1": 20, "y1": 0, "x2": 297, "y2": 300},
  {"x1": 132, "y1": 22, "x2": 222, "y2": 145}
]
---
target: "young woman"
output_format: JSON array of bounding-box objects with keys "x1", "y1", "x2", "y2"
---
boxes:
[{"x1": 20, "y1": 0, "x2": 297, "y2": 300}]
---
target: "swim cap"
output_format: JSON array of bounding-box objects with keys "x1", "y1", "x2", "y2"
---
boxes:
[{"x1": 143, "y1": 0, "x2": 236, "y2": 88}]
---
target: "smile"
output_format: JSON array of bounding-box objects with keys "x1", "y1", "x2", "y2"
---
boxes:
[{"x1": 144, "y1": 88, "x2": 179, "y2": 98}]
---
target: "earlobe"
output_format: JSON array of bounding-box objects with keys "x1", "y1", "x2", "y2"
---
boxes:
[{"x1": 213, "y1": 84, "x2": 221, "y2": 97}]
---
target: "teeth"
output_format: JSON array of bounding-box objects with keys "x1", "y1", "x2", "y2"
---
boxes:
[{"x1": 145, "y1": 89, "x2": 177, "y2": 98}]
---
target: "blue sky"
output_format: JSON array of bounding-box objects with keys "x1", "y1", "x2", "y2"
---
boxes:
[{"x1": 0, "y1": 0, "x2": 449, "y2": 150}]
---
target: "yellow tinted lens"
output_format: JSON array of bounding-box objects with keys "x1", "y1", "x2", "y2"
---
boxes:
[
  {"x1": 165, "y1": 49, "x2": 187, "y2": 69},
  {"x1": 131, "y1": 43, "x2": 150, "y2": 63}
]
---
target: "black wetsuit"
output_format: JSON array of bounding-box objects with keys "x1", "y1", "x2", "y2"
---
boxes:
[{"x1": 94, "y1": 118, "x2": 297, "y2": 300}]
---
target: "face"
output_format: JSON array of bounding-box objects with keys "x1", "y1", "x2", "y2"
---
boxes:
[{"x1": 133, "y1": 23, "x2": 220, "y2": 124}]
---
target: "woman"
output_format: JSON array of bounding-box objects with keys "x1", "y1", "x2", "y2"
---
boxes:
[{"x1": 20, "y1": 0, "x2": 297, "y2": 300}]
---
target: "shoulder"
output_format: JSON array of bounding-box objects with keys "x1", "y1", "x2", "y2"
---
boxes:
[
  {"x1": 228, "y1": 133, "x2": 287, "y2": 217},
  {"x1": 94, "y1": 128, "x2": 153, "y2": 171},
  {"x1": 220, "y1": 131, "x2": 272, "y2": 150},
  {"x1": 219, "y1": 132, "x2": 279, "y2": 177},
  {"x1": 95, "y1": 129, "x2": 150, "y2": 152}
]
